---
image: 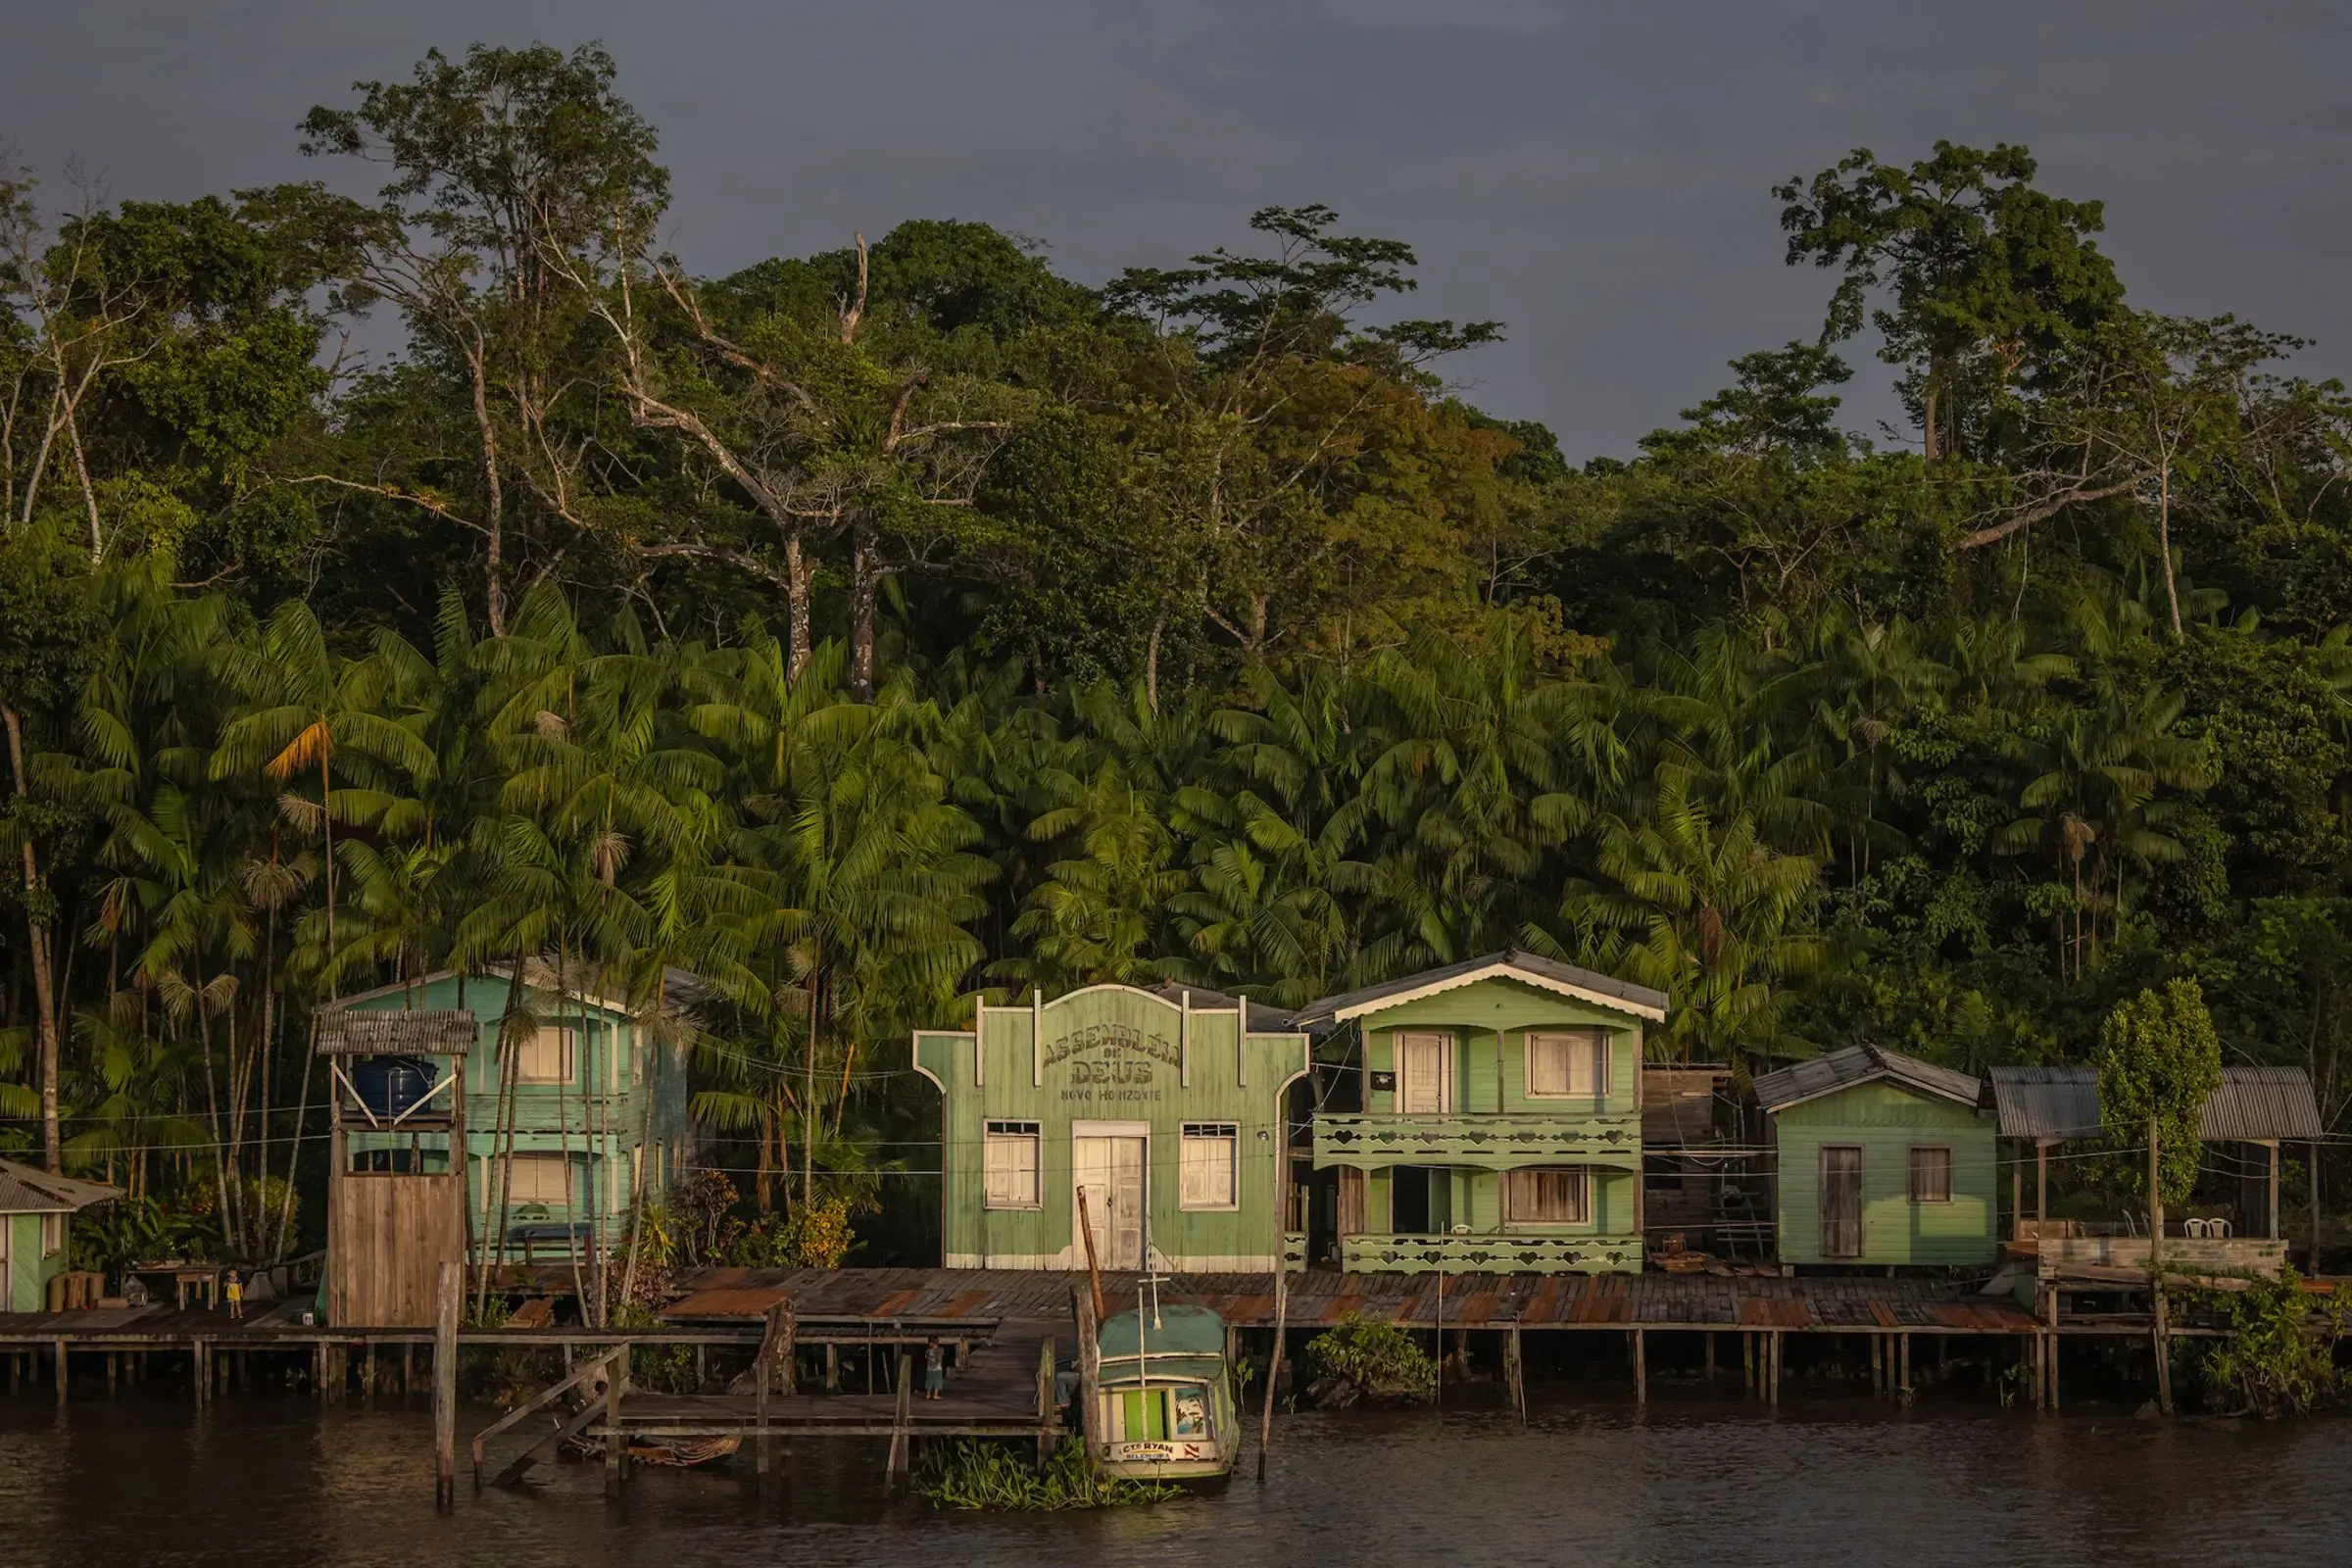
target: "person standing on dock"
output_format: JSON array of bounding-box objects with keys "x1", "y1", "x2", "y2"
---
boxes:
[
  {"x1": 224, "y1": 1270, "x2": 244, "y2": 1321},
  {"x1": 922, "y1": 1337, "x2": 946, "y2": 1399}
]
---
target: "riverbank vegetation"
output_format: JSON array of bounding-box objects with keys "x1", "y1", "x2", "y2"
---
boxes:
[{"x1": 7, "y1": 44, "x2": 2352, "y2": 1275}]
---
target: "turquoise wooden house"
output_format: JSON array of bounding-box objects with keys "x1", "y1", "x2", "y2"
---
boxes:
[
  {"x1": 0, "y1": 1159, "x2": 118, "y2": 1311},
  {"x1": 1754, "y1": 1045, "x2": 1995, "y2": 1269},
  {"x1": 318, "y1": 961, "x2": 696, "y2": 1322},
  {"x1": 913, "y1": 983, "x2": 1311, "y2": 1271},
  {"x1": 1294, "y1": 952, "x2": 1667, "y2": 1275}
]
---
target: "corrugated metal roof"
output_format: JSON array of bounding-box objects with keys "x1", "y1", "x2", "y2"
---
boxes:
[
  {"x1": 1753, "y1": 1045, "x2": 1981, "y2": 1112},
  {"x1": 1142, "y1": 980, "x2": 1300, "y2": 1034},
  {"x1": 1984, "y1": 1064, "x2": 2325, "y2": 1141},
  {"x1": 0, "y1": 1158, "x2": 121, "y2": 1214},
  {"x1": 313, "y1": 1009, "x2": 479, "y2": 1056},
  {"x1": 1290, "y1": 949, "x2": 1669, "y2": 1029}
]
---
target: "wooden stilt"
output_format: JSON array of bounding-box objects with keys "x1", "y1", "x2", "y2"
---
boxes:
[
  {"x1": 1742, "y1": 1332, "x2": 1754, "y2": 1393},
  {"x1": 1703, "y1": 1331, "x2": 1715, "y2": 1384},
  {"x1": 106, "y1": 1351, "x2": 118, "y2": 1397},
  {"x1": 1897, "y1": 1334, "x2": 1910, "y2": 1401},
  {"x1": 1507, "y1": 1326, "x2": 1527, "y2": 1425},
  {"x1": 1633, "y1": 1328, "x2": 1647, "y2": 1408},
  {"x1": 885, "y1": 1351, "x2": 913, "y2": 1488},
  {"x1": 313, "y1": 1343, "x2": 327, "y2": 1400},
  {"x1": 402, "y1": 1342, "x2": 415, "y2": 1397},
  {"x1": 433, "y1": 1262, "x2": 461, "y2": 1510},
  {"x1": 825, "y1": 1342, "x2": 838, "y2": 1392},
  {"x1": 695, "y1": 1343, "x2": 707, "y2": 1391},
  {"x1": 54, "y1": 1340, "x2": 68, "y2": 1406},
  {"x1": 1872, "y1": 1334, "x2": 1884, "y2": 1396},
  {"x1": 604, "y1": 1348, "x2": 624, "y2": 1497},
  {"x1": 1769, "y1": 1332, "x2": 1783, "y2": 1406}
]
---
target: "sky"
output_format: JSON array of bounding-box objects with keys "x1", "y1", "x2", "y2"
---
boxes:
[{"x1": 4, "y1": 0, "x2": 2348, "y2": 458}]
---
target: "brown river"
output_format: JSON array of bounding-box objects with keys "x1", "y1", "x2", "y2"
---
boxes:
[{"x1": 4, "y1": 1392, "x2": 2349, "y2": 1566}]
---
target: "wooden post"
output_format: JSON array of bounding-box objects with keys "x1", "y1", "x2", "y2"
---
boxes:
[
  {"x1": 433, "y1": 1261, "x2": 461, "y2": 1509},
  {"x1": 2264, "y1": 1139, "x2": 2280, "y2": 1240},
  {"x1": 1703, "y1": 1331, "x2": 1715, "y2": 1385},
  {"x1": 1768, "y1": 1332, "x2": 1782, "y2": 1406},
  {"x1": 2011, "y1": 1144, "x2": 2023, "y2": 1241},
  {"x1": 2030, "y1": 1325, "x2": 2044, "y2": 1412},
  {"x1": 1073, "y1": 1283, "x2": 1102, "y2": 1468},
  {"x1": 885, "y1": 1351, "x2": 912, "y2": 1487},
  {"x1": 604, "y1": 1346, "x2": 624, "y2": 1497},
  {"x1": 1036, "y1": 1336, "x2": 1057, "y2": 1468},
  {"x1": 1741, "y1": 1332, "x2": 1754, "y2": 1394},
  {"x1": 313, "y1": 1343, "x2": 326, "y2": 1400},
  {"x1": 824, "y1": 1342, "x2": 838, "y2": 1393},
  {"x1": 402, "y1": 1341, "x2": 415, "y2": 1397},
  {"x1": 364, "y1": 1339, "x2": 375, "y2": 1406},
  {"x1": 1632, "y1": 1328, "x2": 1646, "y2": 1408},
  {"x1": 54, "y1": 1341, "x2": 67, "y2": 1406},
  {"x1": 2149, "y1": 1115, "x2": 2172, "y2": 1416},
  {"x1": 1871, "y1": 1334, "x2": 1884, "y2": 1396},
  {"x1": 1257, "y1": 1256, "x2": 1287, "y2": 1479},
  {"x1": 1897, "y1": 1334, "x2": 1910, "y2": 1401},
  {"x1": 755, "y1": 1339, "x2": 770, "y2": 1481},
  {"x1": 192, "y1": 1340, "x2": 206, "y2": 1408},
  {"x1": 2036, "y1": 1141, "x2": 2050, "y2": 1230}
]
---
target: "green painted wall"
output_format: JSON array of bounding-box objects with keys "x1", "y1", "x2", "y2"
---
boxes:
[
  {"x1": 1773, "y1": 1081, "x2": 1996, "y2": 1267},
  {"x1": 3, "y1": 1210, "x2": 68, "y2": 1312},
  {"x1": 342, "y1": 971, "x2": 692, "y2": 1252},
  {"x1": 1356, "y1": 983, "x2": 1642, "y2": 1116},
  {"x1": 915, "y1": 985, "x2": 1308, "y2": 1269}
]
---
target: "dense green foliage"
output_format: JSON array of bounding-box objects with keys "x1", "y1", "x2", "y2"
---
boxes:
[
  {"x1": 914, "y1": 1439, "x2": 1180, "y2": 1510},
  {"x1": 2186, "y1": 1270, "x2": 2349, "y2": 1417},
  {"x1": 2097, "y1": 979, "x2": 2224, "y2": 1206},
  {"x1": 1304, "y1": 1313, "x2": 1438, "y2": 1402},
  {"x1": 8, "y1": 44, "x2": 2352, "y2": 1270}
]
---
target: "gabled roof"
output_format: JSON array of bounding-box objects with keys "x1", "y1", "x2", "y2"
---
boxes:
[
  {"x1": 0, "y1": 1158, "x2": 121, "y2": 1215},
  {"x1": 1984, "y1": 1064, "x2": 2325, "y2": 1141},
  {"x1": 1753, "y1": 1045, "x2": 1982, "y2": 1114},
  {"x1": 1288, "y1": 950, "x2": 1668, "y2": 1029}
]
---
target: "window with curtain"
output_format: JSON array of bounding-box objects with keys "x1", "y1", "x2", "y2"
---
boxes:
[
  {"x1": 1525, "y1": 1030, "x2": 1607, "y2": 1099},
  {"x1": 512, "y1": 1025, "x2": 575, "y2": 1085},
  {"x1": 1908, "y1": 1146, "x2": 1953, "y2": 1203},
  {"x1": 984, "y1": 1121, "x2": 1041, "y2": 1208},
  {"x1": 503, "y1": 1152, "x2": 572, "y2": 1205},
  {"x1": 1502, "y1": 1166, "x2": 1590, "y2": 1225},
  {"x1": 1180, "y1": 1123, "x2": 1239, "y2": 1209}
]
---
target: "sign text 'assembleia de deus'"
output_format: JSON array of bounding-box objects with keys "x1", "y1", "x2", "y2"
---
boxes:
[{"x1": 913, "y1": 983, "x2": 1309, "y2": 1271}]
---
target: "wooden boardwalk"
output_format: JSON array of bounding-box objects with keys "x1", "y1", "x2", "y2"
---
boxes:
[{"x1": 659, "y1": 1265, "x2": 2040, "y2": 1336}]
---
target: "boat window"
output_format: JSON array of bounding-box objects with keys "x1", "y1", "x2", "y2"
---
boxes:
[
  {"x1": 985, "y1": 1120, "x2": 1042, "y2": 1208},
  {"x1": 1171, "y1": 1384, "x2": 1209, "y2": 1438},
  {"x1": 1180, "y1": 1123, "x2": 1239, "y2": 1209},
  {"x1": 1503, "y1": 1166, "x2": 1590, "y2": 1225},
  {"x1": 1526, "y1": 1030, "x2": 1607, "y2": 1100}
]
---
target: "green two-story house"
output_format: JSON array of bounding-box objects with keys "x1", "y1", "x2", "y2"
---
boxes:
[
  {"x1": 1295, "y1": 951, "x2": 1667, "y2": 1275},
  {"x1": 324, "y1": 961, "x2": 696, "y2": 1271}
]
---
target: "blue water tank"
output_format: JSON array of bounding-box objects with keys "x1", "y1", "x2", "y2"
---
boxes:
[{"x1": 352, "y1": 1055, "x2": 436, "y2": 1118}]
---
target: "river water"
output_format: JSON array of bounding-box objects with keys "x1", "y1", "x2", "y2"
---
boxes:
[{"x1": 4, "y1": 1391, "x2": 2348, "y2": 1567}]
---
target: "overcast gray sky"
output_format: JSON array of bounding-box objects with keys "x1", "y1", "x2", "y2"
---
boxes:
[{"x1": 5, "y1": 1, "x2": 2346, "y2": 457}]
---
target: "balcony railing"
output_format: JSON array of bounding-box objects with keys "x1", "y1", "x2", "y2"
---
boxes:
[
  {"x1": 1340, "y1": 1230, "x2": 1642, "y2": 1274},
  {"x1": 1312, "y1": 1110, "x2": 1642, "y2": 1169}
]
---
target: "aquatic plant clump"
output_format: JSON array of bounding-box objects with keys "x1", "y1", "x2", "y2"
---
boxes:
[
  {"x1": 1304, "y1": 1314, "x2": 1439, "y2": 1404},
  {"x1": 2186, "y1": 1269, "x2": 2350, "y2": 1418},
  {"x1": 914, "y1": 1439, "x2": 1181, "y2": 1510}
]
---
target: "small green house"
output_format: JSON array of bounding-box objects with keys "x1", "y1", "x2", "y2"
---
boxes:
[
  {"x1": 324, "y1": 962, "x2": 696, "y2": 1277},
  {"x1": 1755, "y1": 1045, "x2": 1994, "y2": 1269},
  {"x1": 914, "y1": 983, "x2": 1310, "y2": 1271},
  {"x1": 0, "y1": 1159, "x2": 119, "y2": 1312},
  {"x1": 1295, "y1": 951, "x2": 1667, "y2": 1275}
]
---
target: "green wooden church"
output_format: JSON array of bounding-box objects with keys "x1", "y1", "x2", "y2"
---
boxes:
[{"x1": 914, "y1": 983, "x2": 1311, "y2": 1271}]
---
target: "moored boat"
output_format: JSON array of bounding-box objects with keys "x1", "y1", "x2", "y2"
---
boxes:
[{"x1": 1089, "y1": 1301, "x2": 1239, "y2": 1481}]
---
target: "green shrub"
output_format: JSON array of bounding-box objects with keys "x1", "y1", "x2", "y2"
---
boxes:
[
  {"x1": 2189, "y1": 1268, "x2": 2349, "y2": 1417},
  {"x1": 1305, "y1": 1313, "x2": 1437, "y2": 1401}
]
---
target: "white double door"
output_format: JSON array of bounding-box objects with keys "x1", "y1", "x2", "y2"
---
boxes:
[{"x1": 1072, "y1": 1128, "x2": 1148, "y2": 1270}]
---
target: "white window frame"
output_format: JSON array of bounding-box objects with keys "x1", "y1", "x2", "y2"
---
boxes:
[
  {"x1": 1179, "y1": 1122, "x2": 1240, "y2": 1211},
  {"x1": 984, "y1": 1120, "x2": 1043, "y2": 1210},
  {"x1": 1501, "y1": 1166, "x2": 1592, "y2": 1228},
  {"x1": 1908, "y1": 1145, "x2": 1954, "y2": 1204},
  {"x1": 1395, "y1": 1032, "x2": 1454, "y2": 1115},
  {"x1": 511, "y1": 1025, "x2": 576, "y2": 1086},
  {"x1": 1524, "y1": 1029, "x2": 1608, "y2": 1102},
  {"x1": 39, "y1": 1211, "x2": 64, "y2": 1256}
]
